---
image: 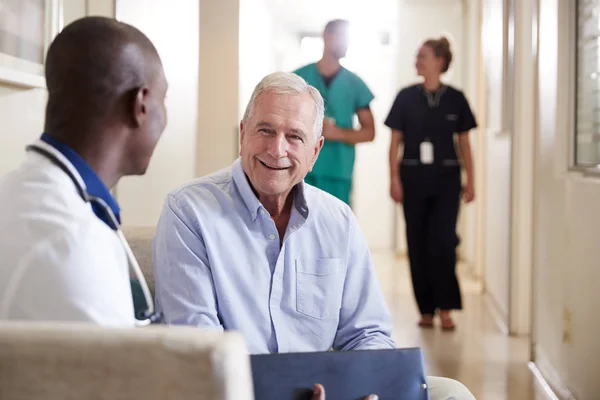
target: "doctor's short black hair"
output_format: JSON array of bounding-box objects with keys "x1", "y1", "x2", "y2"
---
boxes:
[{"x1": 43, "y1": 16, "x2": 161, "y2": 133}]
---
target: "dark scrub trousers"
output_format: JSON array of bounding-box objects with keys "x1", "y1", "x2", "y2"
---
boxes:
[
  {"x1": 293, "y1": 63, "x2": 374, "y2": 206},
  {"x1": 385, "y1": 84, "x2": 477, "y2": 315}
]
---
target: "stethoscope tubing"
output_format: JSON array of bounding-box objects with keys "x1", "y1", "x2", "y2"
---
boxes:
[{"x1": 26, "y1": 144, "x2": 159, "y2": 327}]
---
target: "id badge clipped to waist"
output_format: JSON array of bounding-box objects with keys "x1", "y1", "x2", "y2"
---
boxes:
[{"x1": 420, "y1": 140, "x2": 434, "y2": 165}]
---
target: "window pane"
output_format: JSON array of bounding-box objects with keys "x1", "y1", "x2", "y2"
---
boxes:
[
  {"x1": 0, "y1": 0, "x2": 45, "y2": 65},
  {"x1": 576, "y1": 0, "x2": 600, "y2": 166}
]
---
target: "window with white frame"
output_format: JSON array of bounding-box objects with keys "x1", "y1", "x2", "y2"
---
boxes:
[
  {"x1": 576, "y1": 0, "x2": 600, "y2": 166},
  {"x1": 0, "y1": 0, "x2": 45, "y2": 65}
]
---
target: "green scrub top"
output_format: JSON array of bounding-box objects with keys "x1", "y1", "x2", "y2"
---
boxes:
[{"x1": 294, "y1": 63, "x2": 374, "y2": 182}]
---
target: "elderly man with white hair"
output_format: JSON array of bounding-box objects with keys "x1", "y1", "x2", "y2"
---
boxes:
[{"x1": 153, "y1": 72, "x2": 475, "y2": 400}]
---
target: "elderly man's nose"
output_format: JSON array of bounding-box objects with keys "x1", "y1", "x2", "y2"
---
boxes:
[{"x1": 267, "y1": 133, "x2": 288, "y2": 156}]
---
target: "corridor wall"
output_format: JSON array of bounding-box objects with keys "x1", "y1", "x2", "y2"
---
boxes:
[
  {"x1": 115, "y1": 0, "x2": 201, "y2": 227},
  {"x1": 481, "y1": 0, "x2": 512, "y2": 326},
  {"x1": 533, "y1": 0, "x2": 600, "y2": 397},
  {"x1": 0, "y1": 0, "x2": 101, "y2": 178}
]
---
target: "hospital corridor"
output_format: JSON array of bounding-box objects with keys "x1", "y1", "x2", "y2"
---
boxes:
[
  {"x1": 0, "y1": 0, "x2": 598, "y2": 399},
  {"x1": 375, "y1": 253, "x2": 538, "y2": 399}
]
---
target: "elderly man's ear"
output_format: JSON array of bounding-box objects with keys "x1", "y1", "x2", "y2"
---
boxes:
[
  {"x1": 239, "y1": 120, "x2": 246, "y2": 155},
  {"x1": 311, "y1": 136, "x2": 324, "y2": 165}
]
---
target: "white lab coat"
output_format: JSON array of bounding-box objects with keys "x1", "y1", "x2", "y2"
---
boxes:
[{"x1": 0, "y1": 140, "x2": 135, "y2": 326}]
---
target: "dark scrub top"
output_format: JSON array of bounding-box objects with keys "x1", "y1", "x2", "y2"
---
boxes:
[
  {"x1": 384, "y1": 84, "x2": 477, "y2": 185},
  {"x1": 294, "y1": 63, "x2": 374, "y2": 182}
]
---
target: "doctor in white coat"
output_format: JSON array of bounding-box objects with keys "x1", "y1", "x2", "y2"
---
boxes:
[{"x1": 0, "y1": 17, "x2": 168, "y2": 326}]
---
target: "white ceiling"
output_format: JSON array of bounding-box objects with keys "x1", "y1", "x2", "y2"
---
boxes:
[{"x1": 263, "y1": 0, "x2": 398, "y2": 34}]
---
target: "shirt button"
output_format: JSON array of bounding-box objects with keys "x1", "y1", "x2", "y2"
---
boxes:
[
  {"x1": 269, "y1": 234, "x2": 276, "y2": 240},
  {"x1": 261, "y1": 209, "x2": 267, "y2": 216}
]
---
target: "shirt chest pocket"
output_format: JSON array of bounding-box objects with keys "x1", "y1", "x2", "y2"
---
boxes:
[
  {"x1": 443, "y1": 112, "x2": 459, "y2": 133},
  {"x1": 296, "y1": 258, "x2": 345, "y2": 320}
]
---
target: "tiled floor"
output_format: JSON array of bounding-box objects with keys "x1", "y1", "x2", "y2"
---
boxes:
[{"x1": 372, "y1": 252, "x2": 551, "y2": 400}]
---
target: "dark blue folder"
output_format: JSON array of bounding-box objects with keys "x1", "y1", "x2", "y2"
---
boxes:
[{"x1": 250, "y1": 348, "x2": 429, "y2": 400}]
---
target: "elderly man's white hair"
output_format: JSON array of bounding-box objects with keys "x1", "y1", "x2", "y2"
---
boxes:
[{"x1": 242, "y1": 71, "x2": 325, "y2": 140}]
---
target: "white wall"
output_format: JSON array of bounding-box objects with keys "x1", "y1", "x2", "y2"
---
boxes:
[
  {"x1": 462, "y1": 0, "x2": 483, "y2": 277},
  {"x1": 0, "y1": 87, "x2": 47, "y2": 176},
  {"x1": 394, "y1": 0, "x2": 467, "y2": 255},
  {"x1": 86, "y1": 0, "x2": 114, "y2": 17},
  {"x1": 272, "y1": 28, "x2": 302, "y2": 72},
  {"x1": 350, "y1": 27, "x2": 398, "y2": 252},
  {"x1": 0, "y1": 0, "x2": 88, "y2": 178},
  {"x1": 196, "y1": 0, "x2": 239, "y2": 177},
  {"x1": 508, "y1": 0, "x2": 535, "y2": 336},
  {"x1": 481, "y1": 0, "x2": 511, "y2": 322},
  {"x1": 115, "y1": 0, "x2": 200, "y2": 227},
  {"x1": 534, "y1": 0, "x2": 600, "y2": 397},
  {"x1": 481, "y1": 0, "x2": 536, "y2": 338},
  {"x1": 63, "y1": 0, "x2": 87, "y2": 26},
  {"x1": 239, "y1": 0, "x2": 275, "y2": 122}
]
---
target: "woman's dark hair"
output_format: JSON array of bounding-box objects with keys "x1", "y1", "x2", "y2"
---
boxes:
[{"x1": 423, "y1": 37, "x2": 453, "y2": 73}]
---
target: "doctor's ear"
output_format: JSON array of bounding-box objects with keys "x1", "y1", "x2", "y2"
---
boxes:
[{"x1": 130, "y1": 86, "x2": 150, "y2": 127}]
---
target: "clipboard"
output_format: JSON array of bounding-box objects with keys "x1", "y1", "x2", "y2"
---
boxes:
[{"x1": 250, "y1": 348, "x2": 429, "y2": 400}]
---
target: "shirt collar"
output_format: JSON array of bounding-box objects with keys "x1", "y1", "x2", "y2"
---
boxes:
[
  {"x1": 419, "y1": 84, "x2": 448, "y2": 107},
  {"x1": 231, "y1": 158, "x2": 309, "y2": 221},
  {"x1": 40, "y1": 133, "x2": 121, "y2": 227}
]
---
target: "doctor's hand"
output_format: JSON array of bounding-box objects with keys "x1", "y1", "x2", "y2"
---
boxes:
[
  {"x1": 390, "y1": 178, "x2": 403, "y2": 204},
  {"x1": 322, "y1": 118, "x2": 343, "y2": 141},
  {"x1": 311, "y1": 384, "x2": 379, "y2": 400}
]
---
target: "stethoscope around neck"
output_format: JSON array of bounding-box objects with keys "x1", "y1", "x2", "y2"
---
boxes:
[{"x1": 26, "y1": 144, "x2": 162, "y2": 327}]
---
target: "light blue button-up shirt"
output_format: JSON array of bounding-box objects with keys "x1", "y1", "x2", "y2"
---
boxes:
[{"x1": 153, "y1": 158, "x2": 396, "y2": 354}]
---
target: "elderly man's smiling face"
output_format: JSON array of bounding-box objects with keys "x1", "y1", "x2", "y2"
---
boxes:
[{"x1": 240, "y1": 90, "x2": 323, "y2": 199}]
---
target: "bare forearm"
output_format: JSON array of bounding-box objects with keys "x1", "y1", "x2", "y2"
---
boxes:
[
  {"x1": 459, "y1": 136, "x2": 474, "y2": 181},
  {"x1": 464, "y1": 152, "x2": 474, "y2": 181},
  {"x1": 389, "y1": 145, "x2": 400, "y2": 181},
  {"x1": 389, "y1": 131, "x2": 404, "y2": 181},
  {"x1": 335, "y1": 126, "x2": 375, "y2": 145}
]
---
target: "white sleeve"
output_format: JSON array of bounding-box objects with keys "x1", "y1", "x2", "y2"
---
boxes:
[{"x1": 7, "y1": 221, "x2": 135, "y2": 327}]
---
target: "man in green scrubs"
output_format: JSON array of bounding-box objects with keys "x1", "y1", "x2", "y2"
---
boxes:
[{"x1": 293, "y1": 19, "x2": 376, "y2": 206}]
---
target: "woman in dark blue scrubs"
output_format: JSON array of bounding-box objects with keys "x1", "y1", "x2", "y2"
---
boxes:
[{"x1": 385, "y1": 37, "x2": 476, "y2": 330}]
